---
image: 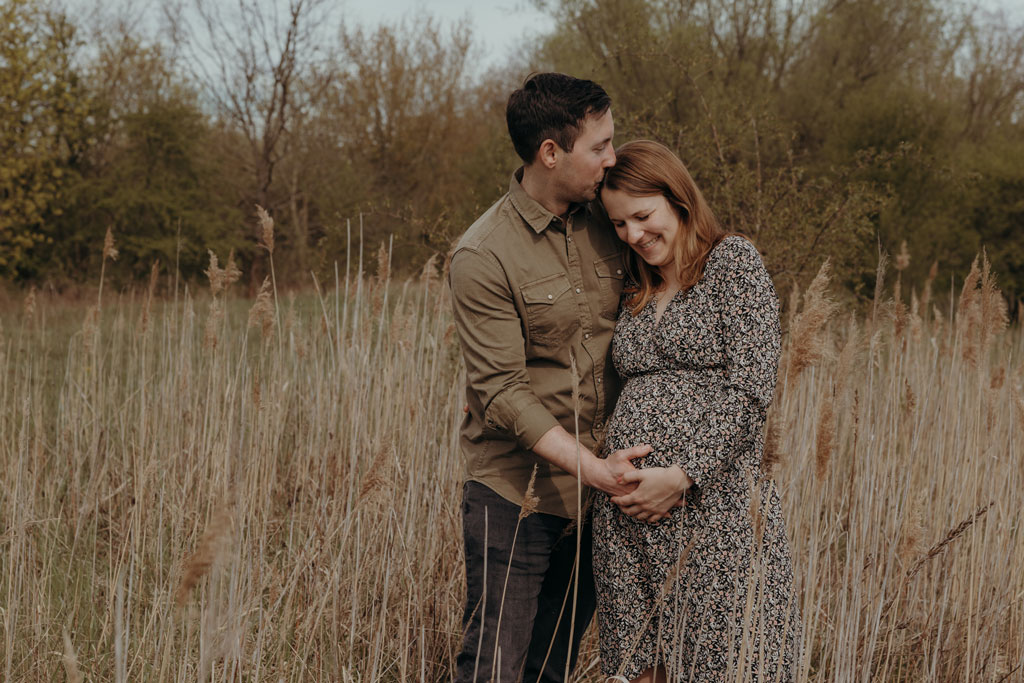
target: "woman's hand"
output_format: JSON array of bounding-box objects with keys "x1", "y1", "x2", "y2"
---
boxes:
[{"x1": 611, "y1": 465, "x2": 693, "y2": 523}]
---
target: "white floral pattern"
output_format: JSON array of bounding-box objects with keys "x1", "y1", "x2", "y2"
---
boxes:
[{"x1": 593, "y1": 236, "x2": 800, "y2": 681}]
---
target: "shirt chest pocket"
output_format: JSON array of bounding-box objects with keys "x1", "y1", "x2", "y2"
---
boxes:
[
  {"x1": 594, "y1": 253, "x2": 625, "y2": 320},
  {"x1": 520, "y1": 273, "x2": 579, "y2": 348}
]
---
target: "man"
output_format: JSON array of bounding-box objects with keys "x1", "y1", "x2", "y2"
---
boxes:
[{"x1": 449, "y1": 73, "x2": 652, "y2": 682}]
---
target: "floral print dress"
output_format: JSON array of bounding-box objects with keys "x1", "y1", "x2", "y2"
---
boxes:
[{"x1": 593, "y1": 236, "x2": 800, "y2": 681}]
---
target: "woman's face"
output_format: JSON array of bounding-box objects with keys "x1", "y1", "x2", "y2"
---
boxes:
[{"x1": 602, "y1": 188, "x2": 681, "y2": 273}]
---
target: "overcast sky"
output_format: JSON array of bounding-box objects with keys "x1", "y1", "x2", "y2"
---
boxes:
[
  {"x1": 341, "y1": 0, "x2": 1023, "y2": 71},
  {"x1": 343, "y1": 0, "x2": 551, "y2": 67},
  {"x1": 65, "y1": 0, "x2": 1023, "y2": 75}
]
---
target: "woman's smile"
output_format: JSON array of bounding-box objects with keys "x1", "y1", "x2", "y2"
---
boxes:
[{"x1": 601, "y1": 188, "x2": 681, "y2": 275}]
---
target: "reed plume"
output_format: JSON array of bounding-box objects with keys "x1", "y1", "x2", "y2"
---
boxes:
[
  {"x1": 174, "y1": 506, "x2": 234, "y2": 607},
  {"x1": 23, "y1": 286, "x2": 36, "y2": 319},
  {"x1": 98, "y1": 227, "x2": 118, "y2": 310},
  {"x1": 62, "y1": 630, "x2": 83, "y2": 683},
  {"x1": 256, "y1": 205, "x2": 275, "y2": 254},
  {"x1": 519, "y1": 464, "x2": 540, "y2": 521},
  {"x1": 204, "y1": 250, "x2": 241, "y2": 297},
  {"x1": 786, "y1": 259, "x2": 839, "y2": 382},
  {"x1": 248, "y1": 276, "x2": 275, "y2": 341}
]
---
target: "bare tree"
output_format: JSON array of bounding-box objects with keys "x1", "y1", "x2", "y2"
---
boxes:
[{"x1": 165, "y1": 0, "x2": 336, "y2": 274}]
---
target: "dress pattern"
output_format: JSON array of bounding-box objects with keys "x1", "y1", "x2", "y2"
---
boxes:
[{"x1": 593, "y1": 236, "x2": 800, "y2": 681}]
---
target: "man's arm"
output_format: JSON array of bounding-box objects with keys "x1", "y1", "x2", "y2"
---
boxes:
[
  {"x1": 532, "y1": 425, "x2": 650, "y2": 497},
  {"x1": 449, "y1": 247, "x2": 645, "y2": 497}
]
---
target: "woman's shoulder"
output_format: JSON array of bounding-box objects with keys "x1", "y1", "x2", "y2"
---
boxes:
[{"x1": 705, "y1": 234, "x2": 765, "y2": 276}]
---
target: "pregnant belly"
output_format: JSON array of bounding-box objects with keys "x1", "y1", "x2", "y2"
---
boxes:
[{"x1": 604, "y1": 370, "x2": 723, "y2": 467}]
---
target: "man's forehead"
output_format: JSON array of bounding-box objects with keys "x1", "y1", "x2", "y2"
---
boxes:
[{"x1": 582, "y1": 109, "x2": 614, "y2": 137}]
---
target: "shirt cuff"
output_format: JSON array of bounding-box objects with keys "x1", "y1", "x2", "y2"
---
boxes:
[{"x1": 484, "y1": 386, "x2": 560, "y2": 451}]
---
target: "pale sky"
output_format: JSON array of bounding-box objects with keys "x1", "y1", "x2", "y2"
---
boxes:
[
  {"x1": 342, "y1": 0, "x2": 551, "y2": 69},
  {"x1": 342, "y1": 0, "x2": 1023, "y2": 72},
  {"x1": 63, "y1": 0, "x2": 1023, "y2": 75}
]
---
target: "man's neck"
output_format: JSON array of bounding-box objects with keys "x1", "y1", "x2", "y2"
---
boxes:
[{"x1": 520, "y1": 165, "x2": 570, "y2": 219}]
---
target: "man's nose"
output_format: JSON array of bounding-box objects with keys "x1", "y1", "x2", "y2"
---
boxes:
[{"x1": 603, "y1": 146, "x2": 616, "y2": 168}]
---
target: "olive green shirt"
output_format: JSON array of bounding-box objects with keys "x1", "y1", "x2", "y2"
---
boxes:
[{"x1": 449, "y1": 169, "x2": 626, "y2": 519}]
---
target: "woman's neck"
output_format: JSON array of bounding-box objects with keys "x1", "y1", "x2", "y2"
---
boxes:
[{"x1": 657, "y1": 267, "x2": 680, "y2": 292}]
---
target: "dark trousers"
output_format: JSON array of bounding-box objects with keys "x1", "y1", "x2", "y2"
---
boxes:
[{"x1": 455, "y1": 481, "x2": 596, "y2": 683}]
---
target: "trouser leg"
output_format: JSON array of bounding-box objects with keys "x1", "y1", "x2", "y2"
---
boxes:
[
  {"x1": 522, "y1": 517, "x2": 595, "y2": 683},
  {"x1": 454, "y1": 482, "x2": 593, "y2": 683}
]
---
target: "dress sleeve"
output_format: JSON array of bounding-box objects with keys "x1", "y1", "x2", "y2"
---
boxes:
[
  {"x1": 449, "y1": 247, "x2": 560, "y2": 449},
  {"x1": 682, "y1": 237, "x2": 781, "y2": 489}
]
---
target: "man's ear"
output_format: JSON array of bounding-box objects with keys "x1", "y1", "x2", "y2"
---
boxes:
[{"x1": 536, "y1": 139, "x2": 560, "y2": 169}]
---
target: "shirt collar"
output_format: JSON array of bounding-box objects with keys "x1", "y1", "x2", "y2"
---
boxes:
[{"x1": 509, "y1": 167, "x2": 590, "y2": 234}]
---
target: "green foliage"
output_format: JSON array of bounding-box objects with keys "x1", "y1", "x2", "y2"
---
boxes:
[
  {"x1": 532, "y1": 0, "x2": 1024, "y2": 303},
  {"x1": 0, "y1": 0, "x2": 1019, "y2": 304},
  {"x1": 36, "y1": 35, "x2": 244, "y2": 285},
  {"x1": 55, "y1": 97, "x2": 245, "y2": 284},
  {"x1": 0, "y1": 0, "x2": 90, "y2": 277}
]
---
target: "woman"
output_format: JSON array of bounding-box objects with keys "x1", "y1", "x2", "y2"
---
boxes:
[{"x1": 592, "y1": 140, "x2": 800, "y2": 682}]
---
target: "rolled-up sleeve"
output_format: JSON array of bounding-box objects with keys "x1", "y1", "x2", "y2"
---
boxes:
[{"x1": 449, "y1": 248, "x2": 559, "y2": 449}]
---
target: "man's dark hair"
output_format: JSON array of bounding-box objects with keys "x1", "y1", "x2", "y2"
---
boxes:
[{"x1": 506, "y1": 73, "x2": 611, "y2": 164}]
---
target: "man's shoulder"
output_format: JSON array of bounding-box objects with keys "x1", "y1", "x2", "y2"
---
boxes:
[{"x1": 454, "y1": 193, "x2": 517, "y2": 255}]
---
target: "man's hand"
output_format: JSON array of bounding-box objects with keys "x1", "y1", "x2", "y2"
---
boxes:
[
  {"x1": 611, "y1": 465, "x2": 692, "y2": 523},
  {"x1": 581, "y1": 444, "x2": 652, "y2": 497}
]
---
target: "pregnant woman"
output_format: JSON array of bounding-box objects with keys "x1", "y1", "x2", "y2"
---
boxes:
[{"x1": 593, "y1": 140, "x2": 800, "y2": 682}]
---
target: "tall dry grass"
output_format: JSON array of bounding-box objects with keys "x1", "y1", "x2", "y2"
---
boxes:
[{"x1": 0, "y1": 236, "x2": 1021, "y2": 681}]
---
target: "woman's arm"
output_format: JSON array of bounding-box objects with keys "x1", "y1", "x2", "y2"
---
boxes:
[{"x1": 681, "y1": 237, "x2": 781, "y2": 490}]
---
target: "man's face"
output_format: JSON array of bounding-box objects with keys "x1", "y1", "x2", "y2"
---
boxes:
[{"x1": 554, "y1": 109, "x2": 616, "y2": 204}]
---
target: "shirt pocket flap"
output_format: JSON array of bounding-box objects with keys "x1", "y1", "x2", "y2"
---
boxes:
[
  {"x1": 521, "y1": 273, "x2": 572, "y2": 305},
  {"x1": 594, "y1": 253, "x2": 625, "y2": 280}
]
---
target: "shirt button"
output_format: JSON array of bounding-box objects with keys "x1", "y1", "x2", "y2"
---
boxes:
[
  {"x1": 547, "y1": 294, "x2": 553, "y2": 300},
  {"x1": 584, "y1": 333, "x2": 591, "y2": 340},
  {"x1": 596, "y1": 377, "x2": 603, "y2": 384},
  {"x1": 567, "y1": 236, "x2": 573, "y2": 242},
  {"x1": 616, "y1": 269, "x2": 622, "y2": 275},
  {"x1": 575, "y1": 287, "x2": 581, "y2": 294}
]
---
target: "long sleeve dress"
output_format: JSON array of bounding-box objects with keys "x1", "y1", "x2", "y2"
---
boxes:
[{"x1": 592, "y1": 235, "x2": 800, "y2": 682}]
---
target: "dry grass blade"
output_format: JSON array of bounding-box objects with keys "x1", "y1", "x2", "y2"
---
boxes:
[
  {"x1": 904, "y1": 502, "x2": 993, "y2": 582},
  {"x1": 814, "y1": 394, "x2": 835, "y2": 482},
  {"x1": 1, "y1": 240, "x2": 1019, "y2": 681}
]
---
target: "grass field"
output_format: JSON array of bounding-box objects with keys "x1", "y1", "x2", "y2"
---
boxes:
[{"x1": 1, "y1": 242, "x2": 1021, "y2": 681}]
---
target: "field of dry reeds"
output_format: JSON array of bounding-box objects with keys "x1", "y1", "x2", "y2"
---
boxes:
[{"x1": 1, "y1": 229, "x2": 1021, "y2": 681}]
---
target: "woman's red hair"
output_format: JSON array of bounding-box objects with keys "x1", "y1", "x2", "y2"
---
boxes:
[{"x1": 601, "y1": 140, "x2": 727, "y2": 315}]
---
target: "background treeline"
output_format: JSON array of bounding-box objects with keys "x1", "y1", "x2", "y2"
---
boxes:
[{"x1": 2, "y1": 0, "x2": 1022, "y2": 304}]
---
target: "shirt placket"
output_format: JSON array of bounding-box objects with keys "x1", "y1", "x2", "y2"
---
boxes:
[{"x1": 564, "y1": 213, "x2": 603, "y2": 428}]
